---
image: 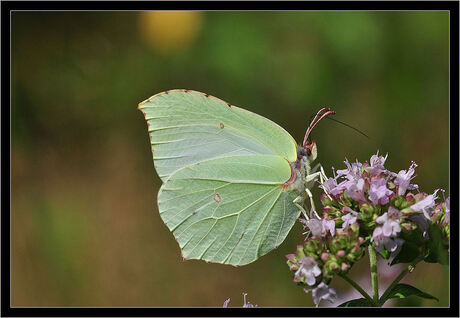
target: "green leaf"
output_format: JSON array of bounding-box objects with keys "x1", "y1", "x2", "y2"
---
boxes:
[
  {"x1": 379, "y1": 249, "x2": 391, "y2": 260},
  {"x1": 338, "y1": 298, "x2": 374, "y2": 307},
  {"x1": 400, "y1": 225, "x2": 425, "y2": 245},
  {"x1": 391, "y1": 241, "x2": 420, "y2": 265},
  {"x1": 385, "y1": 284, "x2": 439, "y2": 303},
  {"x1": 425, "y1": 224, "x2": 449, "y2": 265}
]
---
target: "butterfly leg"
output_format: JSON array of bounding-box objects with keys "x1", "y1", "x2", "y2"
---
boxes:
[
  {"x1": 311, "y1": 163, "x2": 328, "y2": 184},
  {"x1": 310, "y1": 162, "x2": 321, "y2": 174},
  {"x1": 317, "y1": 165, "x2": 335, "y2": 201},
  {"x1": 293, "y1": 195, "x2": 309, "y2": 220},
  {"x1": 319, "y1": 165, "x2": 327, "y2": 182},
  {"x1": 310, "y1": 164, "x2": 334, "y2": 200},
  {"x1": 303, "y1": 169, "x2": 324, "y2": 219},
  {"x1": 305, "y1": 188, "x2": 321, "y2": 220}
]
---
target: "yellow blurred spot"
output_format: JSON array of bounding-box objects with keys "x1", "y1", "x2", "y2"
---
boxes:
[{"x1": 138, "y1": 11, "x2": 203, "y2": 54}]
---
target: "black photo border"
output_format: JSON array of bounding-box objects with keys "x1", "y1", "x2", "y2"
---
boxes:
[{"x1": 1, "y1": 1, "x2": 458, "y2": 317}]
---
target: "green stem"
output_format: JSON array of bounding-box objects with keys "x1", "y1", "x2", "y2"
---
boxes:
[
  {"x1": 338, "y1": 273, "x2": 379, "y2": 307},
  {"x1": 378, "y1": 254, "x2": 425, "y2": 305},
  {"x1": 368, "y1": 245, "x2": 379, "y2": 303}
]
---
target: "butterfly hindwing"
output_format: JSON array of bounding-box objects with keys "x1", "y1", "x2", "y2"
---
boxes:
[{"x1": 158, "y1": 155, "x2": 301, "y2": 266}]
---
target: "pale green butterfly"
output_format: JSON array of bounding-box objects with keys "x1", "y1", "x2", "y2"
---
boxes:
[{"x1": 138, "y1": 89, "x2": 335, "y2": 266}]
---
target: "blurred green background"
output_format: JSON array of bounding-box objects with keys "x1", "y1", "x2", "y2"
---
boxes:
[{"x1": 11, "y1": 11, "x2": 449, "y2": 307}]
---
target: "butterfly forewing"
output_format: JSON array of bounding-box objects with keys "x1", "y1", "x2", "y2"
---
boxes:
[{"x1": 139, "y1": 90, "x2": 298, "y2": 182}]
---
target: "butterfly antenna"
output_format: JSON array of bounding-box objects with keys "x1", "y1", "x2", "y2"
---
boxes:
[
  {"x1": 325, "y1": 117, "x2": 369, "y2": 139},
  {"x1": 303, "y1": 108, "x2": 336, "y2": 147}
]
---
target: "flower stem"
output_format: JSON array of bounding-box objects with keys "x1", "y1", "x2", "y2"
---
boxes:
[
  {"x1": 338, "y1": 273, "x2": 378, "y2": 307},
  {"x1": 378, "y1": 254, "x2": 425, "y2": 305},
  {"x1": 368, "y1": 244, "x2": 379, "y2": 303}
]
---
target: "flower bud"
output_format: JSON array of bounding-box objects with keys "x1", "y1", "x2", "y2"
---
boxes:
[
  {"x1": 328, "y1": 261, "x2": 339, "y2": 273},
  {"x1": 394, "y1": 196, "x2": 405, "y2": 209},
  {"x1": 405, "y1": 192, "x2": 415, "y2": 203},
  {"x1": 321, "y1": 193, "x2": 334, "y2": 206},
  {"x1": 349, "y1": 223, "x2": 360, "y2": 235},
  {"x1": 304, "y1": 240, "x2": 318, "y2": 254},
  {"x1": 414, "y1": 192, "x2": 426, "y2": 201},
  {"x1": 359, "y1": 204, "x2": 374, "y2": 222},
  {"x1": 337, "y1": 250, "x2": 345, "y2": 258},
  {"x1": 322, "y1": 205, "x2": 336, "y2": 215},
  {"x1": 340, "y1": 193, "x2": 352, "y2": 206},
  {"x1": 341, "y1": 262, "x2": 350, "y2": 271},
  {"x1": 402, "y1": 223, "x2": 412, "y2": 231},
  {"x1": 321, "y1": 253, "x2": 329, "y2": 261},
  {"x1": 399, "y1": 197, "x2": 414, "y2": 209}
]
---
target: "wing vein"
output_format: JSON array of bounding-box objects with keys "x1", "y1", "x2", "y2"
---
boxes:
[{"x1": 238, "y1": 189, "x2": 282, "y2": 264}]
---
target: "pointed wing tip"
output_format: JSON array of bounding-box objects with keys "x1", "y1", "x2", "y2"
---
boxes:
[
  {"x1": 138, "y1": 89, "x2": 235, "y2": 110},
  {"x1": 137, "y1": 89, "x2": 185, "y2": 111},
  {"x1": 137, "y1": 99, "x2": 149, "y2": 112}
]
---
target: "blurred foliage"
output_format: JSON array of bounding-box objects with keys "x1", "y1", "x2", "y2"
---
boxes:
[{"x1": 11, "y1": 11, "x2": 449, "y2": 307}]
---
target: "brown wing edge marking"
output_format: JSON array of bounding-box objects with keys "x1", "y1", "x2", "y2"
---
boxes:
[
  {"x1": 137, "y1": 89, "x2": 234, "y2": 112},
  {"x1": 136, "y1": 89, "x2": 245, "y2": 156},
  {"x1": 281, "y1": 158, "x2": 296, "y2": 189}
]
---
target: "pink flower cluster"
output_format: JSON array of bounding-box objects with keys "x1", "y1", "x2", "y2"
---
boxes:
[{"x1": 287, "y1": 151, "x2": 450, "y2": 307}]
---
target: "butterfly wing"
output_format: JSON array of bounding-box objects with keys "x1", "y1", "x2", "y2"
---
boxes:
[
  {"x1": 158, "y1": 155, "x2": 300, "y2": 266},
  {"x1": 138, "y1": 89, "x2": 298, "y2": 182}
]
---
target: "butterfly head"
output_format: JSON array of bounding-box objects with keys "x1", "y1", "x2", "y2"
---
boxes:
[
  {"x1": 304, "y1": 141, "x2": 318, "y2": 162},
  {"x1": 297, "y1": 141, "x2": 317, "y2": 164}
]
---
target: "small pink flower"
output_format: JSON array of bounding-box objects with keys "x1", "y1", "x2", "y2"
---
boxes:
[
  {"x1": 370, "y1": 150, "x2": 388, "y2": 167},
  {"x1": 369, "y1": 178, "x2": 393, "y2": 205},
  {"x1": 410, "y1": 189, "x2": 439, "y2": 219},
  {"x1": 305, "y1": 282, "x2": 337, "y2": 307},
  {"x1": 376, "y1": 206, "x2": 402, "y2": 237},
  {"x1": 242, "y1": 293, "x2": 257, "y2": 308},
  {"x1": 393, "y1": 161, "x2": 418, "y2": 196},
  {"x1": 337, "y1": 159, "x2": 362, "y2": 182},
  {"x1": 443, "y1": 197, "x2": 450, "y2": 225},
  {"x1": 371, "y1": 227, "x2": 404, "y2": 253},
  {"x1": 341, "y1": 207, "x2": 359, "y2": 229},
  {"x1": 306, "y1": 219, "x2": 323, "y2": 238},
  {"x1": 322, "y1": 219, "x2": 336, "y2": 237},
  {"x1": 295, "y1": 257, "x2": 322, "y2": 286},
  {"x1": 368, "y1": 150, "x2": 388, "y2": 176},
  {"x1": 322, "y1": 177, "x2": 347, "y2": 196},
  {"x1": 307, "y1": 218, "x2": 336, "y2": 238},
  {"x1": 345, "y1": 178, "x2": 367, "y2": 202}
]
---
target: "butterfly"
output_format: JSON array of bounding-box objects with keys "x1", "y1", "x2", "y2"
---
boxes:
[{"x1": 139, "y1": 89, "x2": 334, "y2": 266}]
